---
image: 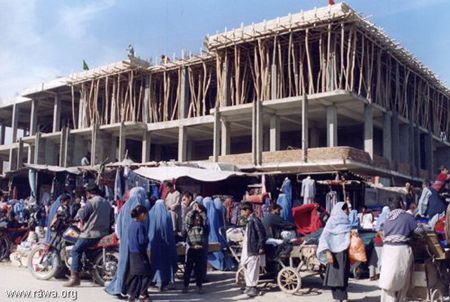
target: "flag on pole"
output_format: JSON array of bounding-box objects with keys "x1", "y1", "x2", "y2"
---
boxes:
[
  {"x1": 82, "y1": 60, "x2": 89, "y2": 70},
  {"x1": 328, "y1": 0, "x2": 335, "y2": 5}
]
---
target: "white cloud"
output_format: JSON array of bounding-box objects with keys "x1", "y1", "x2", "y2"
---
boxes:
[{"x1": 58, "y1": 0, "x2": 116, "y2": 40}]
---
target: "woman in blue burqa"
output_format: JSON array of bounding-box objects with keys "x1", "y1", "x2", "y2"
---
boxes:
[
  {"x1": 276, "y1": 177, "x2": 293, "y2": 222},
  {"x1": 105, "y1": 187, "x2": 149, "y2": 297},
  {"x1": 203, "y1": 197, "x2": 234, "y2": 271},
  {"x1": 147, "y1": 199, "x2": 178, "y2": 291},
  {"x1": 45, "y1": 195, "x2": 62, "y2": 243}
]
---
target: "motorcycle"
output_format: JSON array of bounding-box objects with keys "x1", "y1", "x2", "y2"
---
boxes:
[{"x1": 27, "y1": 224, "x2": 119, "y2": 286}]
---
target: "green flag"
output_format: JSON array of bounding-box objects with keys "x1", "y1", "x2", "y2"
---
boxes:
[{"x1": 82, "y1": 60, "x2": 89, "y2": 71}]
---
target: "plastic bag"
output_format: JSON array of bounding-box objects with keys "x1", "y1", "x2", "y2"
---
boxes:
[{"x1": 348, "y1": 231, "x2": 367, "y2": 264}]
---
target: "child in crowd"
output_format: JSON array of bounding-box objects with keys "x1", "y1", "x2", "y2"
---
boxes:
[{"x1": 127, "y1": 205, "x2": 151, "y2": 302}]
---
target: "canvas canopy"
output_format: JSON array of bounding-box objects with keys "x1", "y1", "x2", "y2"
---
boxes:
[{"x1": 133, "y1": 166, "x2": 246, "y2": 182}]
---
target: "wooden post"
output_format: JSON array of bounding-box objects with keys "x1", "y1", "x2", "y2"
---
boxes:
[
  {"x1": 179, "y1": 67, "x2": 189, "y2": 119},
  {"x1": 302, "y1": 94, "x2": 309, "y2": 162},
  {"x1": 143, "y1": 75, "x2": 151, "y2": 123}
]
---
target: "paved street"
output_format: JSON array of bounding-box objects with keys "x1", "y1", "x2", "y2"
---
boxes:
[{"x1": 0, "y1": 262, "x2": 380, "y2": 302}]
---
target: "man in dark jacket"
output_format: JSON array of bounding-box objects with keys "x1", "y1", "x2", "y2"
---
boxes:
[
  {"x1": 240, "y1": 202, "x2": 266, "y2": 297},
  {"x1": 64, "y1": 183, "x2": 112, "y2": 287},
  {"x1": 262, "y1": 204, "x2": 296, "y2": 239}
]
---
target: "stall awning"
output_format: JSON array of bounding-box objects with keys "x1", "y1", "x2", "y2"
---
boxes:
[
  {"x1": 133, "y1": 166, "x2": 247, "y2": 182},
  {"x1": 24, "y1": 164, "x2": 81, "y2": 175}
]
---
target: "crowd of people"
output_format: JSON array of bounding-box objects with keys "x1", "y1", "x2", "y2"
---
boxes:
[{"x1": 0, "y1": 165, "x2": 449, "y2": 302}]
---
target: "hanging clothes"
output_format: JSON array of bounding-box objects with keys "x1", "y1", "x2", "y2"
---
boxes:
[
  {"x1": 105, "y1": 187, "x2": 149, "y2": 296},
  {"x1": 147, "y1": 200, "x2": 178, "y2": 287},
  {"x1": 301, "y1": 177, "x2": 316, "y2": 204},
  {"x1": 325, "y1": 190, "x2": 338, "y2": 213},
  {"x1": 276, "y1": 194, "x2": 293, "y2": 223}
]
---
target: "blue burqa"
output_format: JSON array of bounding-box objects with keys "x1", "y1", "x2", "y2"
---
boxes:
[
  {"x1": 317, "y1": 202, "x2": 351, "y2": 264},
  {"x1": 147, "y1": 199, "x2": 178, "y2": 286},
  {"x1": 348, "y1": 209, "x2": 360, "y2": 228},
  {"x1": 45, "y1": 196, "x2": 61, "y2": 243},
  {"x1": 105, "y1": 187, "x2": 149, "y2": 296},
  {"x1": 195, "y1": 195, "x2": 204, "y2": 206},
  {"x1": 375, "y1": 206, "x2": 390, "y2": 231},
  {"x1": 204, "y1": 198, "x2": 234, "y2": 271},
  {"x1": 277, "y1": 178, "x2": 293, "y2": 222}
]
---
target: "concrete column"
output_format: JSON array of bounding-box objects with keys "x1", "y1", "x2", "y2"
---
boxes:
[
  {"x1": 143, "y1": 75, "x2": 151, "y2": 123},
  {"x1": 256, "y1": 100, "x2": 263, "y2": 165},
  {"x1": 78, "y1": 86, "x2": 86, "y2": 129},
  {"x1": 0, "y1": 123, "x2": 5, "y2": 145},
  {"x1": 263, "y1": 132, "x2": 270, "y2": 152},
  {"x1": 364, "y1": 104, "x2": 374, "y2": 159},
  {"x1": 17, "y1": 138, "x2": 24, "y2": 168},
  {"x1": 27, "y1": 145, "x2": 34, "y2": 164},
  {"x1": 154, "y1": 145, "x2": 162, "y2": 162},
  {"x1": 309, "y1": 127, "x2": 320, "y2": 148},
  {"x1": 302, "y1": 94, "x2": 309, "y2": 162},
  {"x1": 326, "y1": 105, "x2": 338, "y2": 147},
  {"x1": 34, "y1": 132, "x2": 42, "y2": 164},
  {"x1": 30, "y1": 99, "x2": 38, "y2": 135},
  {"x1": 271, "y1": 64, "x2": 277, "y2": 100},
  {"x1": 91, "y1": 124, "x2": 98, "y2": 165},
  {"x1": 222, "y1": 60, "x2": 231, "y2": 106},
  {"x1": 221, "y1": 119, "x2": 230, "y2": 156},
  {"x1": 178, "y1": 68, "x2": 189, "y2": 119},
  {"x1": 391, "y1": 113, "x2": 400, "y2": 167},
  {"x1": 424, "y1": 133, "x2": 434, "y2": 178},
  {"x1": 212, "y1": 108, "x2": 221, "y2": 162},
  {"x1": 141, "y1": 131, "x2": 151, "y2": 163},
  {"x1": 269, "y1": 115, "x2": 280, "y2": 152},
  {"x1": 59, "y1": 127, "x2": 69, "y2": 167},
  {"x1": 178, "y1": 126, "x2": 187, "y2": 162},
  {"x1": 399, "y1": 124, "x2": 410, "y2": 163},
  {"x1": 383, "y1": 112, "x2": 392, "y2": 164},
  {"x1": 415, "y1": 127, "x2": 421, "y2": 172},
  {"x1": 118, "y1": 122, "x2": 126, "y2": 162},
  {"x1": 53, "y1": 95, "x2": 61, "y2": 132},
  {"x1": 9, "y1": 148, "x2": 17, "y2": 171},
  {"x1": 11, "y1": 103, "x2": 20, "y2": 142}
]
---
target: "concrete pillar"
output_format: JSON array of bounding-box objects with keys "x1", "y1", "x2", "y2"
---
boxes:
[
  {"x1": 178, "y1": 126, "x2": 187, "y2": 162},
  {"x1": 53, "y1": 95, "x2": 61, "y2": 132},
  {"x1": 269, "y1": 115, "x2": 280, "y2": 152},
  {"x1": 415, "y1": 127, "x2": 421, "y2": 172},
  {"x1": 9, "y1": 148, "x2": 17, "y2": 171},
  {"x1": 141, "y1": 131, "x2": 151, "y2": 163},
  {"x1": 271, "y1": 64, "x2": 277, "y2": 100},
  {"x1": 252, "y1": 100, "x2": 263, "y2": 165},
  {"x1": 91, "y1": 124, "x2": 98, "y2": 165},
  {"x1": 59, "y1": 127, "x2": 69, "y2": 167},
  {"x1": 424, "y1": 133, "x2": 434, "y2": 177},
  {"x1": 118, "y1": 122, "x2": 126, "y2": 162},
  {"x1": 78, "y1": 86, "x2": 86, "y2": 129},
  {"x1": 221, "y1": 120, "x2": 230, "y2": 156},
  {"x1": 0, "y1": 123, "x2": 5, "y2": 145},
  {"x1": 154, "y1": 145, "x2": 162, "y2": 162},
  {"x1": 44, "y1": 140, "x2": 57, "y2": 166},
  {"x1": 391, "y1": 113, "x2": 400, "y2": 167},
  {"x1": 309, "y1": 127, "x2": 320, "y2": 148},
  {"x1": 256, "y1": 100, "x2": 263, "y2": 165},
  {"x1": 263, "y1": 132, "x2": 270, "y2": 152},
  {"x1": 399, "y1": 124, "x2": 410, "y2": 163},
  {"x1": 11, "y1": 103, "x2": 20, "y2": 142},
  {"x1": 212, "y1": 108, "x2": 220, "y2": 162},
  {"x1": 143, "y1": 75, "x2": 151, "y2": 123},
  {"x1": 27, "y1": 144, "x2": 34, "y2": 164},
  {"x1": 302, "y1": 94, "x2": 309, "y2": 162},
  {"x1": 178, "y1": 68, "x2": 189, "y2": 119},
  {"x1": 34, "y1": 132, "x2": 42, "y2": 164},
  {"x1": 383, "y1": 112, "x2": 392, "y2": 164},
  {"x1": 30, "y1": 99, "x2": 38, "y2": 135},
  {"x1": 364, "y1": 104, "x2": 374, "y2": 159},
  {"x1": 17, "y1": 138, "x2": 24, "y2": 168},
  {"x1": 326, "y1": 105, "x2": 338, "y2": 147}
]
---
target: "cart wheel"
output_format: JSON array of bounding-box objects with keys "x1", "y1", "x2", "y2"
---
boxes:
[
  {"x1": 431, "y1": 289, "x2": 443, "y2": 302},
  {"x1": 277, "y1": 267, "x2": 301, "y2": 294},
  {"x1": 236, "y1": 267, "x2": 246, "y2": 290}
]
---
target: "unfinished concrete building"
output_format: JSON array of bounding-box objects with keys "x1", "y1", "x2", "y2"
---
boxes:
[{"x1": 0, "y1": 3, "x2": 449, "y2": 185}]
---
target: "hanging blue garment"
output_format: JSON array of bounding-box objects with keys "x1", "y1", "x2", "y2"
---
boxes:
[
  {"x1": 114, "y1": 169, "x2": 122, "y2": 201},
  {"x1": 348, "y1": 209, "x2": 360, "y2": 228},
  {"x1": 105, "y1": 187, "x2": 149, "y2": 296},
  {"x1": 45, "y1": 196, "x2": 61, "y2": 243},
  {"x1": 280, "y1": 178, "x2": 293, "y2": 207},
  {"x1": 147, "y1": 200, "x2": 178, "y2": 287},
  {"x1": 150, "y1": 184, "x2": 160, "y2": 200},
  {"x1": 277, "y1": 194, "x2": 293, "y2": 223}
]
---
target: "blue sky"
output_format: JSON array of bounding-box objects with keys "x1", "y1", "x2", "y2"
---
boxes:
[{"x1": 0, "y1": 0, "x2": 449, "y2": 103}]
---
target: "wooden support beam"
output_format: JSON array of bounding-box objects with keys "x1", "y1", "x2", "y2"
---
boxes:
[{"x1": 179, "y1": 67, "x2": 189, "y2": 119}]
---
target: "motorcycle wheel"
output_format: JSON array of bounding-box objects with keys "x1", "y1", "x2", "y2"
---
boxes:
[
  {"x1": 27, "y1": 244, "x2": 61, "y2": 280},
  {"x1": 0, "y1": 236, "x2": 10, "y2": 261},
  {"x1": 91, "y1": 249, "x2": 119, "y2": 286}
]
